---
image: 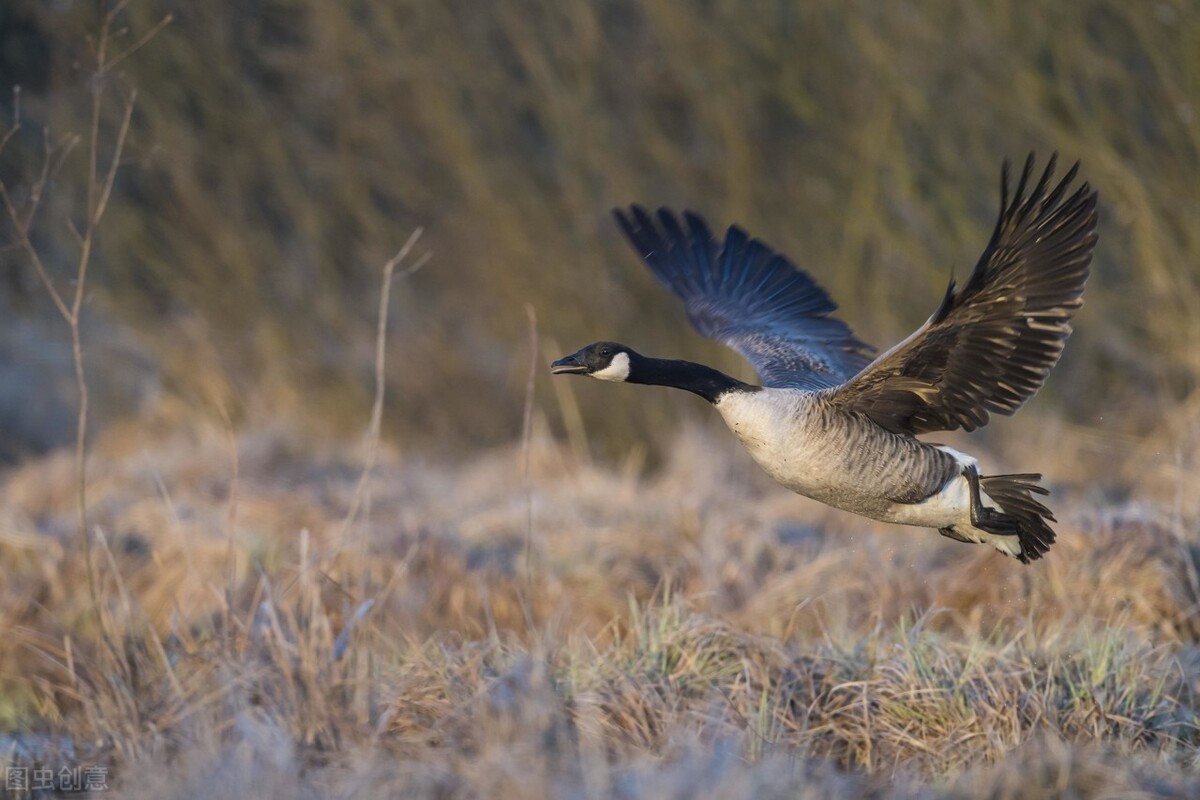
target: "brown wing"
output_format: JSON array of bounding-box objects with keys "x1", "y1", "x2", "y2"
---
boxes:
[{"x1": 830, "y1": 154, "x2": 1098, "y2": 435}]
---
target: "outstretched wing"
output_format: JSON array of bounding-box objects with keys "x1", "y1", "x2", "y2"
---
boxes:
[
  {"x1": 613, "y1": 206, "x2": 874, "y2": 389},
  {"x1": 830, "y1": 154, "x2": 1098, "y2": 435}
]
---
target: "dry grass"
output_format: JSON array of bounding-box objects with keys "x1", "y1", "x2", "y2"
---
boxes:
[
  {"x1": 2, "y1": 2, "x2": 1199, "y2": 797},
  {"x1": 0, "y1": 417, "x2": 1197, "y2": 797}
]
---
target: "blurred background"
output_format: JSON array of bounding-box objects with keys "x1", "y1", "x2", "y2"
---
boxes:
[
  {"x1": 1, "y1": 6, "x2": 1199, "y2": 793},
  {"x1": 1, "y1": 0, "x2": 1197, "y2": 465}
]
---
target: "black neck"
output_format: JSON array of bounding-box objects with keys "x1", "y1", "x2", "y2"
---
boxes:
[{"x1": 629, "y1": 355, "x2": 758, "y2": 403}]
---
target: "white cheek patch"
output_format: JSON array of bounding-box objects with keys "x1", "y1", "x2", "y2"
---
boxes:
[{"x1": 590, "y1": 351, "x2": 631, "y2": 382}]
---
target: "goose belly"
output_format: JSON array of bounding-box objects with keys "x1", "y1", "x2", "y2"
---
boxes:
[
  {"x1": 747, "y1": 437, "x2": 944, "y2": 520},
  {"x1": 878, "y1": 473, "x2": 970, "y2": 527},
  {"x1": 715, "y1": 390, "x2": 956, "y2": 520}
]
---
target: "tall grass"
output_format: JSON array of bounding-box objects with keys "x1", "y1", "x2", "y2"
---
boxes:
[{"x1": 1, "y1": 0, "x2": 1197, "y2": 453}]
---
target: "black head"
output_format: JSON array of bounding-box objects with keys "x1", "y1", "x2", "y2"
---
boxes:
[{"x1": 550, "y1": 342, "x2": 635, "y2": 382}]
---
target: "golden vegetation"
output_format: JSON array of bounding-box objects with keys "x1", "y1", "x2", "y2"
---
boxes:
[
  {"x1": 0, "y1": 421, "x2": 1197, "y2": 796},
  {"x1": 1, "y1": 1, "x2": 1199, "y2": 797}
]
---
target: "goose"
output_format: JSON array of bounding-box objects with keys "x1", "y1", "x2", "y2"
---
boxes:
[{"x1": 551, "y1": 155, "x2": 1097, "y2": 562}]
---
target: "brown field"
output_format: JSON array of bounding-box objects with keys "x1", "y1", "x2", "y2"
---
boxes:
[
  {"x1": 0, "y1": 408, "x2": 1197, "y2": 797},
  {"x1": 2, "y1": 1, "x2": 1199, "y2": 797}
]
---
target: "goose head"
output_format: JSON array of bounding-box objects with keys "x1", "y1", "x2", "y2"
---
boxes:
[{"x1": 550, "y1": 342, "x2": 634, "y2": 382}]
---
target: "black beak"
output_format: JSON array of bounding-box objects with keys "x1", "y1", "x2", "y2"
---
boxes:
[{"x1": 550, "y1": 353, "x2": 588, "y2": 374}]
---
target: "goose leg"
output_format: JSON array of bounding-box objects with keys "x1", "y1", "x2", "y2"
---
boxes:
[
  {"x1": 964, "y1": 464, "x2": 1020, "y2": 536},
  {"x1": 939, "y1": 526, "x2": 972, "y2": 543}
]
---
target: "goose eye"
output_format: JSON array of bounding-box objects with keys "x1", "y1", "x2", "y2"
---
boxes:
[{"x1": 600, "y1": 347, "x2": 611, "y2": 357}]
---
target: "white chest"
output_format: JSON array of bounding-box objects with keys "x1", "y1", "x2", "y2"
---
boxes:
[
  {"x1": 714, "y1": 389, "x2": 794, "y2": 442},
  {"x1": 713, "y1": 390, "x2": 826, "y2": 489}
]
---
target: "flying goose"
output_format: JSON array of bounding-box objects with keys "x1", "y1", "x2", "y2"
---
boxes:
[{"x1": 551, "y1": 155, "x2": 1097, "y2": 562}]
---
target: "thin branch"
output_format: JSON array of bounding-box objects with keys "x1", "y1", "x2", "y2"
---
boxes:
[
  {"x1": 23, "y1": 131, "x2": 79, "y2": 238},
  {"x1": 69, "y1": 322, "x2": 92, "y2": 610},
  {"x1": 0, "y1": 181, "x2": 71, "y2": 321},
  {"x1": 392, "y1": 250, "x2": 431, "y2": 282},
  {"x1": 0, "y1": 114, "x2": 78, "y2": 321},
  {"x1": 104, "y1": 0, "x2": 132, "y2": 25},
  {"x1": 65, "y1": 217, "x2": 84, "y2": 247},
  {"x1": 106, "y1": 14, "x2": 174, "y2": 72},
  {"x1": 520, "y1": 303, "x2": 539, "y2": 613},
  {"x1": 87, "y1": 85, "x2": 102, "y2": 223},
  {"x1": 89, "y1": 91, "x2": 135, "y2": 233},
  {"x1": 0, "y1": 87, "x2": 20, "y2": 155},
  {"x1": 66, "y1": 9, "x2": 140, "y2": 621},
  {"x1": 337, "y1": 227, "x2": 426, "y2": 544},
  {"x1": 0, "y1": 0, "x2": 167, "y2": 647},
  {"x1": 218, "y1": 403, "x2": 240, "y2": 653},
  {"x1": 21, "y1": 128, "x2": 56, "y2": 232}
]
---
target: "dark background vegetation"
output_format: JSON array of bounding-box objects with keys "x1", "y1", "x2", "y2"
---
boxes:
[{"x1": 2, "y1": 0, "x2": 1197, "y2": 463}]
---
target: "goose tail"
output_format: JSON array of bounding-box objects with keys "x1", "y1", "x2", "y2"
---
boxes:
[{"x1": 979, "y1": 473, "x2": 1057, "y2": 563}]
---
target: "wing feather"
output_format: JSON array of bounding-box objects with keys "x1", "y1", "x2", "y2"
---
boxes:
[
  {"x1": 613, "y1": 206, "x2": 874, "y2": 389},
  {"x1": 830, "y1": 154, "x2": 1098, "y2": 435}
]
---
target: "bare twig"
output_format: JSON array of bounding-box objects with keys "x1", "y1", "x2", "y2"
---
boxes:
[
  {"x1": 90, "y1": 91, "x2": 136, "y2": 230},
  {"x1": 218, "y1": 403, "x2": 241, "y2": 650},
  {"x1": 0, "y1": 5, "x2": 169, "y2": 623},
  {"x1": 106, "y1": 14, "x2": 174, "y2": 71},
  {"x1": 65, "y1": 86, "x2": 137, "y2": 615},
  {"x1": 0, "y1": 130, "x2": 77, "y2": 320},
  {"x1": 521, "y1": 303, "x2": 539, "y2": 599},
  {"x1": 335, "y1": 228, "x2": 428, "y2": 548},
  {"x1": 0, "y1": 86, "x2": 20, "y2": 153}
]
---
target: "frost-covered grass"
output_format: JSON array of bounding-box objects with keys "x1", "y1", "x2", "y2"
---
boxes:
[{"x1": 0, "y1": 420, "x2": 1196, "y2": 797}]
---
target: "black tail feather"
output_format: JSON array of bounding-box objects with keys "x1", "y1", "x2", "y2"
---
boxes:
[{"x1": 980, "y1": 473, "x2": 1057, "y2": 563}]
